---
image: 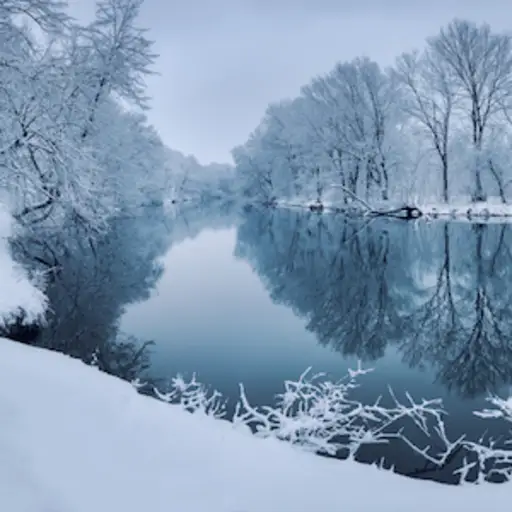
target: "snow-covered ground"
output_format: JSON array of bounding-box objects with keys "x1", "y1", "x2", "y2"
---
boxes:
[
  {"x1": 420, "y1": 199, "x2": 512, "y2": 221},
  {"x1": 0, "y1": 206, "x2": 46, "y2": 328},
  {"x1": 276, "y1": 196, "x2": 512, "y2": 221},
  {"x1": 0, "y1": 338, "x2": 510, "y2": 512}
]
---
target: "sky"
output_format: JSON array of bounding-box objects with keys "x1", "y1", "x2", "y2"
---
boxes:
[{"x1": 68, "y1": 0, "x2": 512, "y2": 165}]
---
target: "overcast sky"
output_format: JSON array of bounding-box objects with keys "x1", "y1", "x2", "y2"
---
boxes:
[{"x1": 68, "y1": 0, "x2": 511, "y2": 165}]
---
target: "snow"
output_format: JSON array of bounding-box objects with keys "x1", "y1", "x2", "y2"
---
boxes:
[
  {"x1": 0, "y1": 206, "x2": 46, "y2": 328},
  {"x1": 0, "y1": 339, "x2": 510, "y2": 512},
  {"x1": 275, "y1": 196, "x2": 512, "y2": 222},
  {"x1": 275, "y1": 197, "x2": 342, "y2": 212},
  {"x1": 420, "y1": 199, "x2": 512, "y2": 221}
]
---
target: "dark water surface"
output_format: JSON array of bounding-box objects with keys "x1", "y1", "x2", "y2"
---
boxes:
[{"x1": 17, "y1": 204, "x2": 512, "y2": 482}]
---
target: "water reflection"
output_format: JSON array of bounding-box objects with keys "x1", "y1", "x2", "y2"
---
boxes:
[
  {"x1": 8, "y1": 202, "x2": 240, "y2": 382},
  {"x1": 8, "y1": 203, "x2": 512, "y2": 481},
  {"x1": 9, "y1": 207, "x2": 173, "y2": 381},
  {"x1": 397, "y1": 224, "x2": 512, "y2": 397},
  {"x1": 236, "y1": 209, "x2": 512, "y2": 399},
  {"x1": 12, "y1": 202, "x2": 510, "y2": 483}
]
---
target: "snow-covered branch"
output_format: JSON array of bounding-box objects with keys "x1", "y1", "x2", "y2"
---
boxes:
[
  {"x1": 143, "y1": 363, "x2": 512, "y2": 484},
  {"x1": 0, "y1": 0, "x2": 167, "y2": 235},
  {"x1": 153, "y1": 373, "x2": 227, "y2": 419}
]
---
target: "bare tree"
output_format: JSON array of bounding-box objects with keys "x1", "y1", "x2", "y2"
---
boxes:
[
  {"x1": 357, "y1": 58, "x2": 397, "y2": 200},
  {"x1": 302, "y1": 59, "x2": 396, "y2": 201},
  {"x1": 301, "y1": 76, "x2": 356, "y2": 201},
  {"x1": 80, "y1": 0, "x2": 157, "y2": 139},
  {"x1": 328, "y1": 61, "x2": 381, "y2": 199},
  {"x1": 429, "y1": 19, "x2": 512, "y2": 201},
  {"x1": 0, "y1": 0, "x2": 70, "y2": 36},
  {"x1": 393, "y1": 50, "x2": 455, "y2": 202}
]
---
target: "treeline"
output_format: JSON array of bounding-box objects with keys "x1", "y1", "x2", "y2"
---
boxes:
[
  {"x1": 164, "y1": 148, "x2": 239, "y2": 204},
  {"x1": 0, "y1": 0, "x2": 171, "y2": 236},
  {"x1": 233, "y1": 20, "x2": 512, "y2": 206}
]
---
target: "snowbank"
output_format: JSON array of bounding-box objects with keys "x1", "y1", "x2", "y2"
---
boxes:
[
  {"x1": 0, "y1": 206, "x2": 46, "y2": 327},
  {"x1": 276, "y1": 196, "x2": 512, "y2": 222},
  {"x1": 0, "y1": 339, "x2": 509, "y2": 512},
  {"x1": 420, "y1": 200, "x2": 512, "y2": 221}
]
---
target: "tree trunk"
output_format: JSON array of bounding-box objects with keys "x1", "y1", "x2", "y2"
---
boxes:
[
  {"x1": 488, "y1": 158, "x2": 506, "y2": 204},
  {"x1": 442, "y1": 154, "x2": 449, "y2": 203},
  {"x1": 472, "y1": 135, "x2": 486, "y2": 202}
]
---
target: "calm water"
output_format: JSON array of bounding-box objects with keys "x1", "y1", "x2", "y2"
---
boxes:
[{"x1": 17, "y1": 204, "x2": 512, "y2": 481}]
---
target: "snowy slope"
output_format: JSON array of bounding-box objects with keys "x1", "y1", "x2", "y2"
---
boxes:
[{"x1": 0, "y1": 338, "x2": 509, "y2": 512}]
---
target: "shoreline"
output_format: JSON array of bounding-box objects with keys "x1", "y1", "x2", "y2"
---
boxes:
[{"x1": 272, "y1": 199, "x2": 512, "y2": 222}]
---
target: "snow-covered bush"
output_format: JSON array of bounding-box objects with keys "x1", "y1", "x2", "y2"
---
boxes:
[
  {"x1": 141, "y1": 363, "x2": 512, "y2": 485},
  {"x1": 152, "y1": 373, "x2": 227, "y2": 418},
  {"x1": 0, "y1": 205, "x2": 46, "y2": 328},
  {"x1": 233, "y1": 364, "x2": 449, "y2": 459},
  {"x1": 150, "y1": 374, "x2": 226, "y2": 419}
]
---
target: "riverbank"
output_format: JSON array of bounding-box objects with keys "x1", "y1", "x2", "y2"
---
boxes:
[
  {"x1": 0, "y1": 207, "x2": 46, "y2": 329},
  {"x1": 275, "y1": 197, "x2": 512, "y2": 221},
  {"x1": 1, "y1": 338, "x2": 510, "y2": 512},
  {"x1": 420, "y1": 201, "x2": 512, "y2": 220},
  {"x1": 1, "y1": 205, "x2": 511, "y2": 511}
]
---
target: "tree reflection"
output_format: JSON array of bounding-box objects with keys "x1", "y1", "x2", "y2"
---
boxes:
[
  {"x1": 9, "y1": 206, "x2": 172, "y2": 382},
  {"x1": 399, "y1": 223, "x2": 512, "y2": 397},
  {"x1": 236, "y1": 209, "x2": 402, "y2": 360},
  {"x1": 236, "y1": 208, "x2": 512, "y2": 398},
  {"x1": 395, "y1": 223, "x2": 460, "y2": 371},
  {"x1": 7, "y1": 201, "x2": 240, "y2": 383}
]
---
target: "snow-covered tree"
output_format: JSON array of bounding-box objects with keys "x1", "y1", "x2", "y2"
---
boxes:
[
  {"x1": 79, "y1": 0, "x2": 157, "y2": 138},
  {"x1": 428, "y1": 19, "x2": 512, "y2": 201},
  {"x1": 234, "y1": 58, "x2": 406, "y2": 206},
  {"x1": 393, "y1": 50, "x2": 456, "y2": 202},
  {"x1": 300, "y1": 58, "x2": 401, "y2": 201},
  {"x1": 0, "y1": 0, "x2": 168, "y2": 235},
  {"x1": 235, "y1": 19, "x2": 512, "y2": 207},
  {"x1": 163, "y1": 148, "x2": 237, "y2": 205}
]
